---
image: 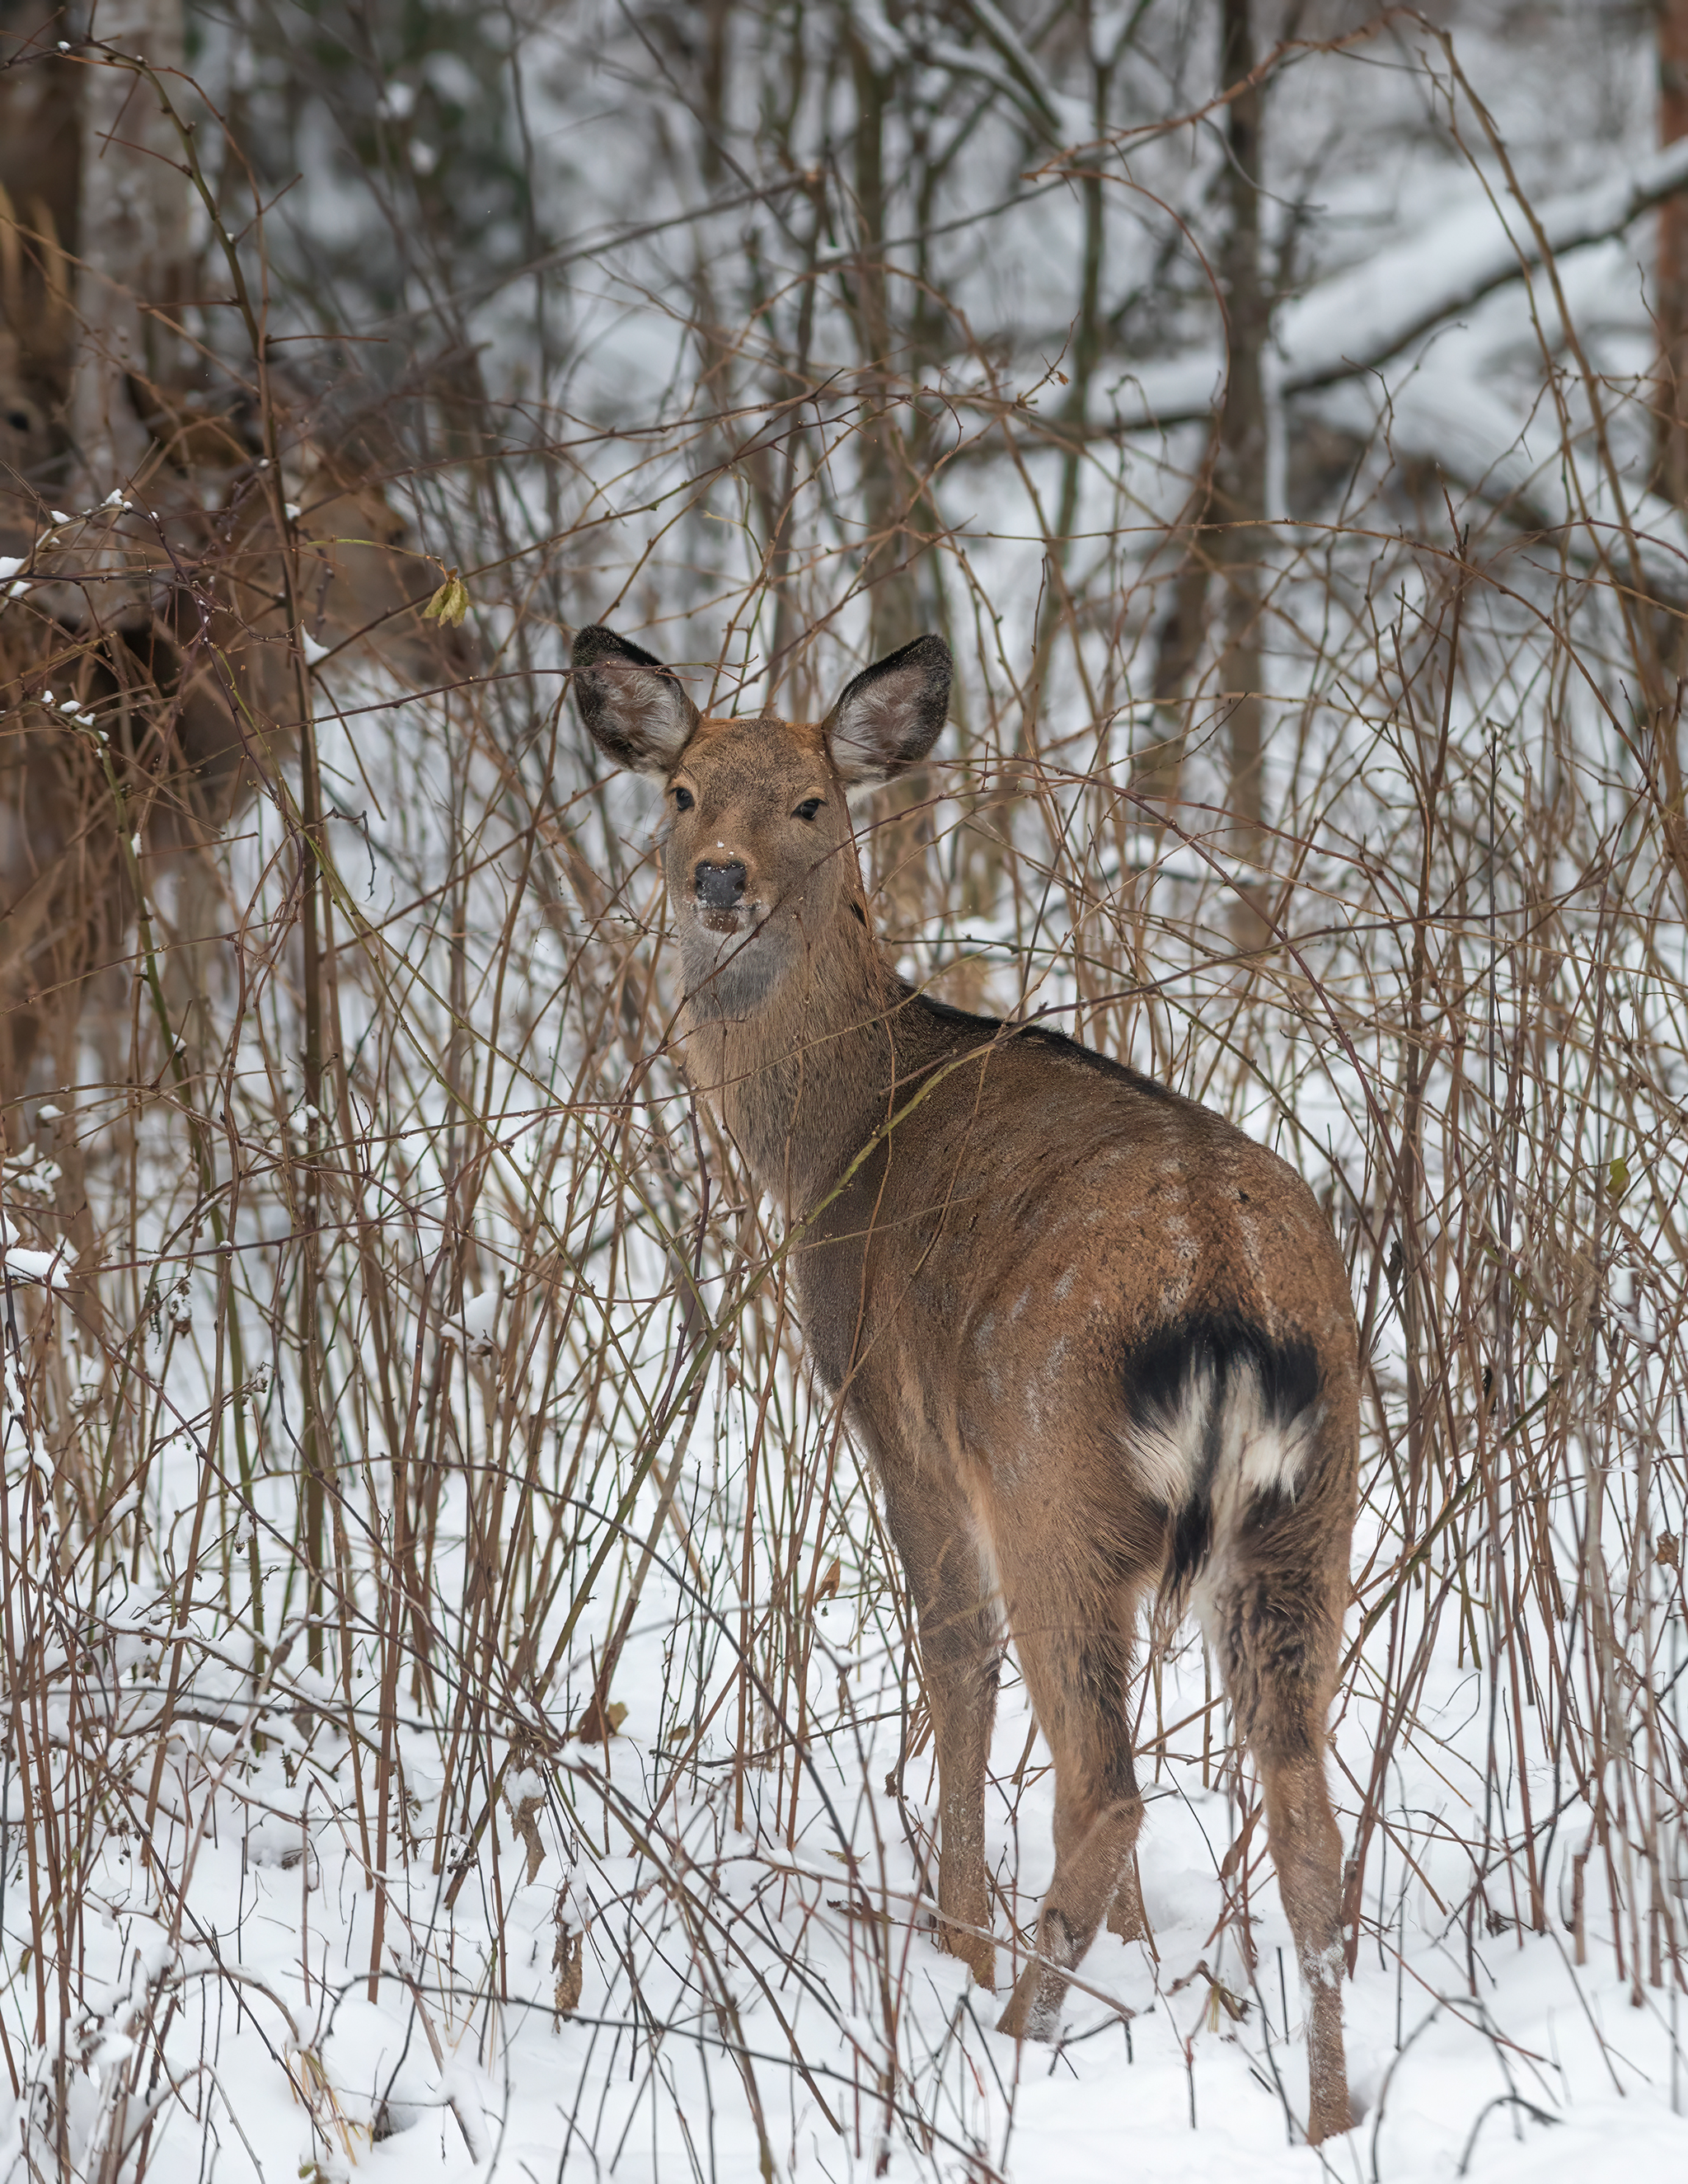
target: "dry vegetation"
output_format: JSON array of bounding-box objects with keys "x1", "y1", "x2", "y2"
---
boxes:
[{"x1": 1, "y1": 7, "x2": 1686, "y2": 2177}]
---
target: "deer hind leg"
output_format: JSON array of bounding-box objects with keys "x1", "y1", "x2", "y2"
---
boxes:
[
  {"x1": 879, "y1": 1467, "x2": 1002, "y2": 1990},
  {"x1": 995, "y1": 1557, "x2": 1146, "y2": 2042},
  {"x1": 1204, "y1": 1497, "x2": 1353, "y2": 2143}
]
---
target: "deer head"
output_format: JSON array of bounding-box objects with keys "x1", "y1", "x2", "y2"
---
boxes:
[{"x1": 571, "y1": 626, "x2": 950, "y2": 1018}]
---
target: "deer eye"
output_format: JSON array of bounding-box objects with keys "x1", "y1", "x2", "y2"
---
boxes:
[
  {"x1": 673, "y1": 785, "x2": 695, "y2": 811},
  {"x1": 793, "y1": 797, "x2": 823, "y2": 822}
]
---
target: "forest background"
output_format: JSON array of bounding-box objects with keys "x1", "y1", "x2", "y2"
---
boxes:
[{"x1": 2, "y1": 0, "x2": 1688, "y2": 2178}]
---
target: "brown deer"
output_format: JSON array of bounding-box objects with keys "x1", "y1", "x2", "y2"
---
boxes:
[
  {"x1": 0, "y1": 421, "x2": 467, "y2": 1104},
  {"x1": 572, "y1": 624, "x2": 1360, "y2": 2144},
  {"x1": 2, "y1": 124, "x2": 469, "y2": 1114}
]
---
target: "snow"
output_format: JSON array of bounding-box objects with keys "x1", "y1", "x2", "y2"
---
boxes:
[
  {"x1": 2, "y1": 1582, "x2": 1684, "y2": 2182},
  {"x1": 1110, "y1": 132, "x2": 1688, "y2": 433},
  {"x1": 1315, "y1": 363, "x2": 1688, "y2": 592},
  {"x1": 0, "y1": 1246, "x2": 69, "y2": 1289},
  {"x1": 458, "y1": 1286, "x2": 499, "y2": 1341}
]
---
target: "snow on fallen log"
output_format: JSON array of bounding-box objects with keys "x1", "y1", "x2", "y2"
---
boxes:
[
  {"x1": 1104, "y1": 133, "x2": 1688, "y2": 432},
  {"x1": 1312, "y1": 364, "x2": 1688, "y2": 595}
]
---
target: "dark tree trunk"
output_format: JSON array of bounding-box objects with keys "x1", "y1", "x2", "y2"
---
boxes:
[
  {"x1": 1214, "y1": 0, "x2": 1270, "y2": 954},
  {"x1": 846, "y1": 30, "x2": 945, "y2": 926},
  {"x1": 1658, "y1": 0, "x2": 1688, "y2": 500},
  {"x1": 848, "y1": 30, "x2": 925, "y2": 662}
]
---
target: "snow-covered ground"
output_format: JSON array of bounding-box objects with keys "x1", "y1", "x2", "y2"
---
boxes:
[{"x1": 12, "y1": 1524, "x2": 1685, "y2": 2182}]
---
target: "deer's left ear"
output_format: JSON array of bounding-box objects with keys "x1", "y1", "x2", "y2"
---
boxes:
[{"x1": 825, "y1": 634, "x2": 951, "y2": 790}]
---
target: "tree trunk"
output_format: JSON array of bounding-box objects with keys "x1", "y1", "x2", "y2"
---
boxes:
[
  {"x1": 848, "y1": 30, "x2": 925, "y2": 661},
  {"x1": 846, "y1": 31, "x2": 943, "y2": 929},
  {"x1": 0, "y1": 7, "x2": 81, "y2": 508},
  {"x1": 1651, "y1": 2, "x2": 1688, "y2": 911},
  {"x1": 1658, "y1": 0, "x2": 1688, "y2": 500},
  {"x1": 1132, "y1": 450, "x2": 1217, "y2": 820},
  {"x1": 1214, "y1": 0, "x2": 1271, "y2": 954},
  {"x1": 70, "y1": 0, "x2": 190, "y2": 495}
]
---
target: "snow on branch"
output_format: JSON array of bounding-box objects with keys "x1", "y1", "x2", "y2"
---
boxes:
[
  {"x1": 0, "y1": 1246, "x2": 70, "y2": 1291},
  {"x1": 1105, "y1": 132, "x2": 1688, "y2": 432},
  {"x1": 1313, "y1": 361, "x2": 1688, "y2": 596}
]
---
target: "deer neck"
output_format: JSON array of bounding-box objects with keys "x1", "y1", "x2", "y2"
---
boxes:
[{"x1": 677, "y1": 901, "x2": 909, "y2": 1217}]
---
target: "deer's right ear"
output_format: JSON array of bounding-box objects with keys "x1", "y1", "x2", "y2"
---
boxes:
[{"x1": 572, "y1": 626, "x2": 700, "y2": 776}]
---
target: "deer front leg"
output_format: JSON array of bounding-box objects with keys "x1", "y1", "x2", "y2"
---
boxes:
[{"x1": 881, "y1": 1468, "x2": 1001, "y2": 1990}]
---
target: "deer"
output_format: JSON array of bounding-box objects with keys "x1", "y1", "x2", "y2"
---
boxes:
[
  {"x1": 0, "y1": 413, "x2": 469, "y2": 1105},
  {"x1": 570, "y1": 622, "x2": 1360, "y2": 2144},
  {"x1": 0, "y1": 401, "x2": 471, "y2": 1351},
  {"x1": 2, "y1": 137, "x2": 471, "y2": 1118}
]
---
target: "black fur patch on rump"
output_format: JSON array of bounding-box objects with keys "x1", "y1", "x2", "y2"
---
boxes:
[{"x1": 1122, "y1": 1310, "x2": 1320, "y2": 1591}]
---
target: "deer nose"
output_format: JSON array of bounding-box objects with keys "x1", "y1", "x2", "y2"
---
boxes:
[{"x1": 694, "y1": 858, "x2": 748, "y2": 909}]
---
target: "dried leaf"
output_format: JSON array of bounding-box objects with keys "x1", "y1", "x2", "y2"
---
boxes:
[
  {"x1": 553, "y1": 1915, "x2": 584, "y2": 2019},
  {"x1": 509, "y1": 1790, "x2": 546, "y2": 1885},
  {"x1": 424, "y1": 569, "x2": 471, "y2": 626},
  {"x1": 574, "y1": 1693, "x2": 628, "y2": 1742},
  {"x1": 1217, "y1": 1800, "x2": 1261, "y2": 1882}
]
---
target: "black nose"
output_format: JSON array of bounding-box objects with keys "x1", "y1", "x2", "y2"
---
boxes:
[{"x1": 694, "y1": 858, "x2": 748, "y2": 909}]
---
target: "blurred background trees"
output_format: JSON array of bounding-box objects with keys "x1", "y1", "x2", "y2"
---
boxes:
[{"x1": 7, "y1": 0, "x2": 1683, "y2": 876}]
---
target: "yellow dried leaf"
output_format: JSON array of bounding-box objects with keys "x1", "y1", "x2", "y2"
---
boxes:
[
  {"x1": 574, "y1": 1692, "x2": 628, "y2": 1741},
  {"x1": 509, "y1": 1790, "x2": 546, "y2": 1885},
  {"x1": 424, "y1": 570, "x2": 471, "y2": 626}
]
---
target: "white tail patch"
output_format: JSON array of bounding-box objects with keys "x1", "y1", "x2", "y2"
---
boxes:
[{"x1": 1124, "y1": 1356, "x2": 1317, "y2": 1529}]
